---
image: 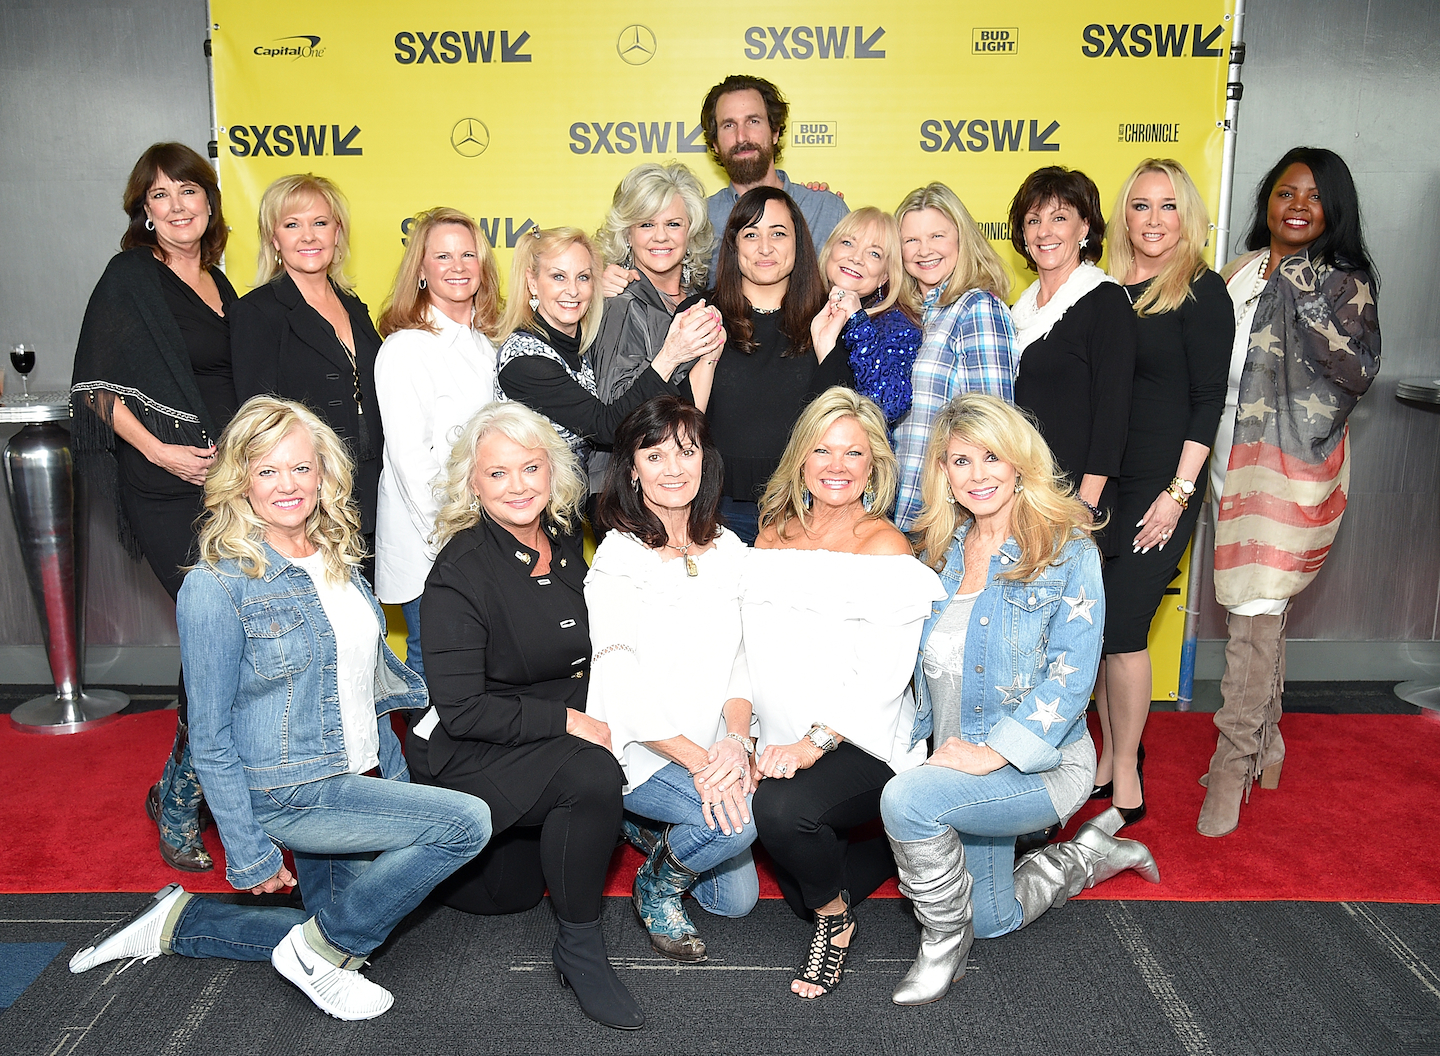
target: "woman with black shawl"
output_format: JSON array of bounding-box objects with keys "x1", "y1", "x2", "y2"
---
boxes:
[{"x1": 70, "y1": 142, "x2": 239, "y2": 874}]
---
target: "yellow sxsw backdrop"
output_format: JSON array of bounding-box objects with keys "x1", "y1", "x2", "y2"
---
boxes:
[{"x1": 216, "y1": 0, "x2": 1235, "y2": 701}]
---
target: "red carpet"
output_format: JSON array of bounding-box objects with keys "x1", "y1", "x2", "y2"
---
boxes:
[{"x1": 3, "y1": 708, "x2": 1437, "y2": 902}]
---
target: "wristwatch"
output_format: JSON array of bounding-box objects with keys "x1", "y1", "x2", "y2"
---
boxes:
[
  {"x1": 724, "y1": 731, "x2": 755, "y2": 756},
  {"x1": 805, "y1": 723, "x2": 838, "y2": 753},
  {"x1": 1166, "y1": 477, "x2": 1195, "y2": 508}
]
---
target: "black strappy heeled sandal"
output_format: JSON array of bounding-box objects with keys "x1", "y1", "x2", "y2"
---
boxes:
[{"x1": 793, "y1": 894, "x2": 857, "y2": 998}]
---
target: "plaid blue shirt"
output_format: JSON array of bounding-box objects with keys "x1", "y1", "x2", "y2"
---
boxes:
[{"x1": 892, "y1": 285, "x2": 1018, "y2": 530}]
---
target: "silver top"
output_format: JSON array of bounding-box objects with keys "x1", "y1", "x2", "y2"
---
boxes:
[{"x1": 0, "y1": 392, "x2": 72, "y2": 424}]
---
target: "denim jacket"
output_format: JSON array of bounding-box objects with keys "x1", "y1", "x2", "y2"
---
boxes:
[
  {"x1": 177, "y1": 543, "x2": 427, "y2": 888},
  {"x1": 908, "y1": 522, "x2": 1103, "y2": 773}
]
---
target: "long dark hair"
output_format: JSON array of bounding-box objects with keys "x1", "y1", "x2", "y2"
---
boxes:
[
  {"x1": 596, "y1": 396, "x2": 724, "y2": 549},
  {"x1": 120, "y1": 142, "x2": 228, "y2": 269},
  {"x1": 713, "y1": 187, "x2": 826, "y2": 356},
  {"x1": 1243, "y1": 146, "x2": 1377, "y2": 286}
]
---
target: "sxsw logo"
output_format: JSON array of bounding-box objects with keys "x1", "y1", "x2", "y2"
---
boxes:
[
  {"x1": 973, "y1": 29, "x2": 1017, "y2": 54},
  {"x1": 792, "y1": 121, "x2": 837, "y2": 147},
  {"x1": 226, "y1": 124, "x2": 363, "y2": 157},
  {"x1": 253, "y1": 35, "x2": 326, "y2": 59},
  {"x1": 919, "y1": 119, "x2": 1059, "y2": 153},
  {"x1": 393, "y1": 30, "x2": 532, "y2": 63},
  {"x1": 569, "y1": 121, "x2": 706, "y2": 155},
  {"x1": 1081, "y1": 24, "x2": 1225, "y2": 57},
  {"x1": 402, "y1": 215, "x2": 537, "y2": 249},
  {"x1": 743, "y1": 26, "x2": 885, "y2": 59}
]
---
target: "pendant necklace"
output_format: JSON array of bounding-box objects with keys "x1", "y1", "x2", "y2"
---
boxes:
[{"x1": 667, "y1": 538, "x2": 699, "y2": 577}]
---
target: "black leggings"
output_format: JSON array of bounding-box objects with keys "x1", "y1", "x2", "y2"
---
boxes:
[
  {"x1": 751, "y1": 742, "x2": 896, "y2": 919},
  {"x1": 424, "y1": 746, "x2": 622, "y2": 923}
]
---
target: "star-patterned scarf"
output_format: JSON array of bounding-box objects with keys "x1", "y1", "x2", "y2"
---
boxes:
[{"x1": 1213, "y1": 248, "x2": 1380, "y2": 607}]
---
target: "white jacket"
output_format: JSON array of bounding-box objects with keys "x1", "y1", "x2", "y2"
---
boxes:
[{"x1": 374, "y1": 306, "x2": 497, "y2": 602}]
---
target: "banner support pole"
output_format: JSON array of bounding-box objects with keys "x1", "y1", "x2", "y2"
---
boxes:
[{"x1": 1178, "y1": 0, "x2": 1246, "y2": 712}]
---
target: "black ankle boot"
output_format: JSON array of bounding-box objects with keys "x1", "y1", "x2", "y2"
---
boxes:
[{"x1": 552, "y1": 918, "x2": 644, "y2": 1030}]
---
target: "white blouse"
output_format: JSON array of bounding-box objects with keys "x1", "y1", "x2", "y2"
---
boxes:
[
  {"x1": 584, "y1": 529, "x2": 751, "y2": 791},
  {"x1": 741, "y1": 548, "x2": 947, "y2": 772},
  {"x1": 290, "y1": 552, "x2": 380, "y2": 774},
  {"x1": 374, "y1": 306, "x2": 498, "y2": 603}
]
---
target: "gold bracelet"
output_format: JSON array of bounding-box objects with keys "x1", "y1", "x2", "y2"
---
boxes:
[{"x1": 1165, "y1": 479, "x2": 1191, "y2": 509}]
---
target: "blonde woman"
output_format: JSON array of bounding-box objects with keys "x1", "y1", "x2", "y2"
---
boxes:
[
  {"x1": 891, "y1": 183, "x2": 1017, "y2": 530},
  {"x1": 812, "y1": 207, "x2": 923, "y2": 428},
  {"x1": 67, "y1": 397, "x2": 491, "y2": 1022},
  {"x1": 495, "y1": 226, "x2": 720, "y2": 484},
  {"x1": 879, "y1": 394, "x2": 1158, "y2": 1007},
  {"x1": 405, "y1": 401, "x2": 643, "y2": 1030},
  {"x1": 743, "y1": 388, "x2": 945, "y2": 1000},
  {"x1": 1088, "y1": 160, "x2": 1233, "y2": 829},
  {"x1": 372, "y1": 207, "x2": 502, "y2": 678},
  {"x1": 232, "y1": 174, "x2": 384, "y2": 544},
  {"x1": 589, "y1": 162, "x2": 724, "y2": 491}
]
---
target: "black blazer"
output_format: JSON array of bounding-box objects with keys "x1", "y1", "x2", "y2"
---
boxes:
[
  {"x1": 418, "y1": 515, "x2": 606, "y2": 832},
  {"x1": 230, "y1": 272, "x2": 384, "y2": 532}
]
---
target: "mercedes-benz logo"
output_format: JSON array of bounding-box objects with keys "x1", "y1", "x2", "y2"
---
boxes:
[
  {"x1": 616, "y1": 24, "x2": 656, "y2": 65},
  {"x1": 450, "y1": 118, "x2": 490, "y2": 158}
]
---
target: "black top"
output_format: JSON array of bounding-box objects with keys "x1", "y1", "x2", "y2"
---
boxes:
[
  {"x1": 230, "y1": 272, "x2": 384, "y2": 533},
  {"x1": 698, "y1": 309, "x2": 856, "y2": 502},
  {"x1": 1013, "y1": 282, "x2": 1137, "y2": 546},
  {"x1": 155, "y1": 259, "x2": 239, "y2": 428},
  {"x1": 419, "y1": 515, "x2": 593, "y2": 831},
  {"x1": 498, "y1": 318, "x2": 677, "y2": 448},
  {"x1": 117, "y1": 260, "x2": 240, "y2": 499},
  {"x1": 1115, "y1": 270, "x2": 1232, "y2": 506}
]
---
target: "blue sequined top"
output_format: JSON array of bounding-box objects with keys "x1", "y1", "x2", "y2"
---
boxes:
[{"x1": 841, "y1": 306, "x2": 923, "y2": 428}]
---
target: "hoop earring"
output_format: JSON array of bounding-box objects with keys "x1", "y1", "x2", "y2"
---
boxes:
[
  {"x1": 631, "y1": 476, "x2": 640, "y2": 493},
  {"x1": 419, "y1": 277, "x2": 427, "y2": 290},
  {"x1": 145, "y1": 218, "x2": 155, "y2": 231}
]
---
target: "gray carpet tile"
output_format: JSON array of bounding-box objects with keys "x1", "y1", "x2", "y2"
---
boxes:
[{"x1": 3, "y1": 894, "x2": 1437, "y2": 1056}]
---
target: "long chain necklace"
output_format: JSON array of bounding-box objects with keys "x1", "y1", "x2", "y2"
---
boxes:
[{"x1": 666, "y1": 538, "x2": 699, "y2": 577}]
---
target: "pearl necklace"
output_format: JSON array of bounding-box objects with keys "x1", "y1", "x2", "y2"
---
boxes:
[{"x1": 1243, "y1": 250, "x2": 1272, "y2": 308}]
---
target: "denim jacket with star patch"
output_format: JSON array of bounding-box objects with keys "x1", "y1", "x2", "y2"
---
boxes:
[
  {"x1": 177, "y1": 543, "x2": 427, "y2": 888},
  {"x1": 908, "y1": 521, "x2": 1103, "y2": 772}
]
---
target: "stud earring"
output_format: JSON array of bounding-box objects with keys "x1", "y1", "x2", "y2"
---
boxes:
[
  {"x1": 419, "y1": 277, "x2": 427, "y2": 290},
  {"x1": 145, "y1": 218, "x2": 155, "y2": 231},
  {"x1": 1079, "y1": 236, "x2": 1090, "y2": 249}
]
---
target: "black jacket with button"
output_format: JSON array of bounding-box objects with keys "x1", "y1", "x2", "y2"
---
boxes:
[
  {"x1": 230, "y1": 272, "x2": 384, "y2": 532},
  {"x1": 418, "y1": 515, "x2": 595, "y2": 831}
]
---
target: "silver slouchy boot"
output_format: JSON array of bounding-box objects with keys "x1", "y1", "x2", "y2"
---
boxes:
[
  {"x1": 887, "y1": 829, "x2": 974, "y2": 1005},
  {"x1": 1011, "y1": 808, "x2": 1161, "y2": 928}
]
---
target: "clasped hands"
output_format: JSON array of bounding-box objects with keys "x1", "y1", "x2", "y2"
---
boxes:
[
  {"x1": 692, "y1": 736, "x2": 752, "y2": 835},
  {"x1": 810, "y1": 285, "x2": 863, "y2": 358}
]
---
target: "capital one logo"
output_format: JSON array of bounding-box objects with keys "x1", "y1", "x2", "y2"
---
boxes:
[{"x1": 253, "y1": 35, "x2": 325, "y2": 59}]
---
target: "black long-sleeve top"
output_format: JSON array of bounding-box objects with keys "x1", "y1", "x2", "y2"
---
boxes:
[{"x1": 418, "y1": 515, "x2": 594, "y2": 831}]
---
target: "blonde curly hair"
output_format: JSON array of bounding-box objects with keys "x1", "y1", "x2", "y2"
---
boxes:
[
  {"x1": 195, "y1": 396, "x2": 364, "y2": 584},
  {"x1": 911, "y1": 394, "x2": 1094, "y2": 582},
  {"x1": 430, "y1": 401, "x2": 587, "y2": 552}
]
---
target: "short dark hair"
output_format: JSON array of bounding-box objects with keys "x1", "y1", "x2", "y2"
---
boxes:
[
  {"x1": 713, "y1": 187, "x2": 827, "y2": 357},
  {"x1": 596, "y1": 396, "x2": 724, "y2": 550},
  {"x1": 1243, "y1": 146, "x2": 1377, "y2": 286},
  {"x1": 1007, "y1": 166, "x2": 1105, "y2": 270},
  {"x1": 121, "y1": 142, "x2": 228, "y2": 269},
  {"x1": 700, "y1": 75, "x2": 788, "y2": 161}
]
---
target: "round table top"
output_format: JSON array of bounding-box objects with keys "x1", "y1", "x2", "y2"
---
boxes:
[
  {"x1": 1397, "y1": 379, "x2": 1440, "y2": 406},
  {"x1": 0, "y1": 392, "x2": 71, "y2": 424}
]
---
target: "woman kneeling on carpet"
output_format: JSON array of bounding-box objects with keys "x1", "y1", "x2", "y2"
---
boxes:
[
  {"x1": 586, "y1": 395, "x2": 759, "y2": 962},
  {"x1": 744, "y1": 387, "x2": 946, "y2": 1000},
  {"x1": 406, "y1": 401, "x2": 643, "y2": 1030},
  {"x1": 68, "y1": 397, "x2": 492, "y2": 1022},
  {"x1": 878, "y1": 394, "x2": 1160, "y2": 1007}
]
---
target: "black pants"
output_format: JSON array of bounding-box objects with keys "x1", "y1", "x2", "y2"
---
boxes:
[
  {"x1": 412, "y1": 742, "x2": 622, "y2": 923},
  {"x1": 121, "y1": 485, "x2": 201, "y2": 722},
  {"x1": 752, "y1": 742, "x2": 896, "y2": 919}
]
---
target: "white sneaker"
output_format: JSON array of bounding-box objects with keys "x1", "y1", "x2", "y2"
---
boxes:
[
  {"x1": 69, "y1": 883, "x2": 186, "y2": 973},
  {"x1": 270, "y1": 923, "x2": 393, "y2": 1021}
]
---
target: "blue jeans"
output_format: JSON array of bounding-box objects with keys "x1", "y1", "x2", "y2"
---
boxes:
[
  {"x1": 399, "y1": 597, "x2": 424, "y2": 681},
  {"x1": 164, "y1": 774, "x2": 490, "y2": 966},
  {"x1": 624, "y1": 762, "x2": 759, "y2": 918},
  {"x1": 718, "y1": 497, "x2": 760, "y2": 546},
  {"x1": 881, "y1": 764, "x2": 1059, "y2": 940}
]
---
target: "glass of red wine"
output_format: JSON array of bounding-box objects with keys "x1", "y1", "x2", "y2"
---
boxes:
[{"x1": 10, "y1": 343, "x2": 36, "y2": 401}]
